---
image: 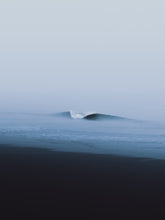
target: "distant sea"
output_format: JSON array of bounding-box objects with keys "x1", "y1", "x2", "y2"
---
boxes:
[{"x1": 0, "y1": 111, "x2": 165, "y2": 159}]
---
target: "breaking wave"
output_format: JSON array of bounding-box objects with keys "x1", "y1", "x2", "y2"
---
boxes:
[{"x1": 54, "y1": 110, "x2": 126, "y2": 121}]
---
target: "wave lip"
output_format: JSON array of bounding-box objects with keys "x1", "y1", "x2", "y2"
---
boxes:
[{"x1": 54, "y1": 110, "x2": 126, "y2": 121}]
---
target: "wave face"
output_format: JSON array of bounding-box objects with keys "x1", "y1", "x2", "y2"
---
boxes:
[
  {"x1": 55, "y1": 111, "x2": 126, "y2": 121},
  {"x1": 84, "y1": 113, "x2": 124, "y2": 120}
]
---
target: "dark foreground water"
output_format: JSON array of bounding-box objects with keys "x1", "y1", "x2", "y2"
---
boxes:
[{"x1": 0, "y1": 144, "x2": 165, "y2": 216}]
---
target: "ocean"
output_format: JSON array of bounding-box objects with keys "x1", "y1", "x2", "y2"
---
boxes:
[{"x1": 0, "y1": 111, "x2": 165, "y2": 159}]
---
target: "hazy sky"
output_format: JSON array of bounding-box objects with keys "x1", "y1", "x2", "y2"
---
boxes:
[{"x1": 0, "y1": 1, "x2": 165, "y2": 120}]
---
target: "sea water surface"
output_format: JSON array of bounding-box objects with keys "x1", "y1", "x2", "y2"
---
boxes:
[{"x1": 0, "y1": 112, "x2": 165, "y2": 159}]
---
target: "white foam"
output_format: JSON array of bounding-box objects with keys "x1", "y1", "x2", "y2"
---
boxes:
[{"x1": 70, "y1": 110, "x2": 95, "y2": 119}]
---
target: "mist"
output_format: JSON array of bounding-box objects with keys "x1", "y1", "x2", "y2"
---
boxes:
[{"x1": 0, "y1": 0, "x2": 165, "y2": 121}]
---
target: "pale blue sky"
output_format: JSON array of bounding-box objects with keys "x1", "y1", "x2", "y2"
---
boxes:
[{"x1": 0, "y1": 1, "x2": 165, "y2": 120}]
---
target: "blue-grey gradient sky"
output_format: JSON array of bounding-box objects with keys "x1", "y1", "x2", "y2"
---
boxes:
[{"x1": 0, "y1": 0, "x2": 165, "y2": 120}]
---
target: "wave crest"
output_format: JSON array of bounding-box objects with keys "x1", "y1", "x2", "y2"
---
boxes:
[{"x1": 54, "y1": 111, "x2": 126, "y2": 121}]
